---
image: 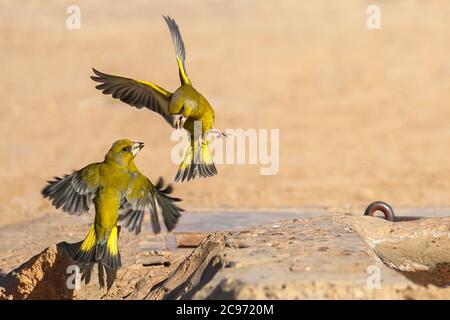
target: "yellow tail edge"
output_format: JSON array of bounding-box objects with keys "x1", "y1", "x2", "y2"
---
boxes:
[
  {"x1": 73, "y1": 225, "x2": 121, "y2": 270},
  {"x1": 174, "y1": 140, "x2": 217, "y2": 182}
]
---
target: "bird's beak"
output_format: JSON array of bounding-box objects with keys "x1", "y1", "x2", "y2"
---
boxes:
[{"x1": 131, "y1": 142, "x2": 145, "y2": 156}]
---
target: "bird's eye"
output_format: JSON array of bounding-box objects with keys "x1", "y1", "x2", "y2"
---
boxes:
[
  {"x1": 180, "y1": 105, "x2": 185, "y2": 113},
  {"x1": 123, "y1": 146, "x2": 130, "y2": 152}
]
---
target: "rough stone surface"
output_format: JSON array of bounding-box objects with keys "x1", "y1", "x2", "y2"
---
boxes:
[
  {"x1": 1, "y1": 215, "x2": 449, "y2": 299},
  {"x1": 0, "y1": 243, "x2": 188, "y2": 300},
  {"x1": 338, "y1": 215, "x2": 450, "y2": 287},
  {"x1": 147, "y1": 216, "x2": 450, "y2": 300},
  {"x1": 0, "y1": 243, "x2": 78, "y2": 300},
  {"x1": 175, "y1": 232, "x2": 209, "y2": 248},
  {"x1": 0, "y1": 212, "x2": 191, "y2": 300}
]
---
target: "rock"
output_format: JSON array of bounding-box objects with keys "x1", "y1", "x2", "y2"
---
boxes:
[
  {"x1": 141, "y1": 256, "x2": 170, "y2": 267},
  {"x1": 0, "y1": 243, "x2": 74, "y2": 299},
  {"x1": 175, "y1": 232, "x2": 209, "y2": 248},
  {"x1": 337, "y1": 215, "x2": 450, "y2": 287},
  {"x1": 145, "y1": 234, "x2": 224, "y2": 300},
  {"x1": 0, "y1": 242, "x2": 108, "y2": 300},
  {"x1": 2, "y1": 215, "x2": 449, "y2": 300},
  {"x1": 146, "y1": 216, "x2": 450, "y2": 300}
]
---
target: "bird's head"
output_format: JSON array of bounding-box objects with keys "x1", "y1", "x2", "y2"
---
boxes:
[
  {"x1": 169, "y1": 87, "x2": 197, "y2": 118},
  {"x1": 105, "y1": 139, "x2": 144, "y2": 166}
]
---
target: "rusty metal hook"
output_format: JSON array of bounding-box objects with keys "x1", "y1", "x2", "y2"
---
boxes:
[{"x1": 364, "y1": 201, "x2": 395, "y2": 221}]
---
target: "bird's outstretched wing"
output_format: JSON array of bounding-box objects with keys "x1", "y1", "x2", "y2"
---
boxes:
[
  {"x1": 163, "y1": 16, "x2": 191, "y2": 86},
  {"x1": 91, "y1": 68, "x2": 178, "y2": 128},
  {"x1": 120, "y1": 175, "x2": 183, "y2": 235},
  {"x1": 42, "y1": 163, "x2": 100, "y2": 215}
]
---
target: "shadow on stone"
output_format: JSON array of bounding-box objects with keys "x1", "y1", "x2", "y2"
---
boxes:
[
  {"x1": 399, "y1": 263, "x2": 450, "y2": 287},
  {"x1": 166, "y1": 255, "x2": 223, "y2": 300}
]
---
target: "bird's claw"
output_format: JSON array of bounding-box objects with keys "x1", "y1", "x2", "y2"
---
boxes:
[
  {"x1": 198, "y1": 136, "x2": 207, "y2": 147},
  {"x1": 208, "y1": 128, "x2": 228, "y2": 139},
  {"x1": 174, "y1": 115, "x2": 186, "y2": 129}
]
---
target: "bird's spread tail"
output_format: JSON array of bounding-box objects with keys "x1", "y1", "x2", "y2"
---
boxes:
[
  {"x1": 72, "y1": 225, "x2": 122, "y2": 270},
  {"x1": 175, "y1": 139, "x2": 217, "y2": 182}
]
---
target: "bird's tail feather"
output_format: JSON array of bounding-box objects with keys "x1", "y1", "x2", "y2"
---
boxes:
[
  {"x1": 175, "y1": 139, "x2": 217, "y2": 182},
  {"x1": 72, "y1": 225, "x2": 122, "y2": 270}
]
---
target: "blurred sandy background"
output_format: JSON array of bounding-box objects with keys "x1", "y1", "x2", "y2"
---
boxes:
[{"x1": 1, "y1": 0, "x2": 450, "y2": 226}]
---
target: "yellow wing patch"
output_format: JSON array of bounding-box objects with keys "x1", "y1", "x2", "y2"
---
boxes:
[
  {"x1": 136, "y1": 79, "x2": 171, "y2": 98},
  {"x1": 176, "y1": 57, "x2": 191, "y2": 86}
]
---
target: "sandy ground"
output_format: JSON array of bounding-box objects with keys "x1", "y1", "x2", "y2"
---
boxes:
[{"x1": 1, "y1": 0, "x2": 450, "y2": 227}]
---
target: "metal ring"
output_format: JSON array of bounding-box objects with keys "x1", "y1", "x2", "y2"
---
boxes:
[{"x1": 363, "y1": 201, "x2": 395, "y2": 221}]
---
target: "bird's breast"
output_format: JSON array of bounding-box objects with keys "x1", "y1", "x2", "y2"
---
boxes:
[{"x1": 94, "y1": 187, "x2": 121, "y2": 232}]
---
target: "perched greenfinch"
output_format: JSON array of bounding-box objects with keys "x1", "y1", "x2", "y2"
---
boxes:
[
  {"x1": 91, "y1": 16, "x2": 224, "y2": 182},
  {"x1": 42, "y1": 139, "x2": 183, "y2": 272}
]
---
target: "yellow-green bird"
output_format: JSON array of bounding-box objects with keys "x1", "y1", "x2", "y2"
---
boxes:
[
  {"x1": 42, "y1": 139, "x2": 183, "y2": 271},
  {"x1": 91, "y1": 16, "x2": 223, "y2": 183}
]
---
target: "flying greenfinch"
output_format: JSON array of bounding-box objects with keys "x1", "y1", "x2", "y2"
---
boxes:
[
  {"x1": 91, "y1": 16, "x2": 224, "y2": 183},
  {"x1": 42, "y1": 139, "x2": 183, "y2": 272}
]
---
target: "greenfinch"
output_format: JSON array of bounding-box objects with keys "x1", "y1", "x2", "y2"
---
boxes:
[
  {"x1": 91, "y1": 16, "x2": 223, "y2": 183},
  {"x1": 42, "y1": 139, "x2": 183, "y2": 272}
]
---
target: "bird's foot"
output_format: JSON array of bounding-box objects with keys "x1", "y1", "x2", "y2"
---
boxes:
[
  {"x1": 194, "y1": 136, "x2": 205, "y2": 158},
  {"x1": 207, "y1": 128, "x2": 228, "y2": 139},
  {"x1": 174, "y1": 115, "x2": 187, "y2": 129},
  {"x1": 198, "y1": 135, "x2": 207, "y2": 147}
]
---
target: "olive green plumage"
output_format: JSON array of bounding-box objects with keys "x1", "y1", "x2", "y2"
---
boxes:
[
  {"x1": 42, "y1": 139, "x2": 183, "y2": 271},
  {"x1": 91, "y1": 16, "x2": 220, "y2": 182}
]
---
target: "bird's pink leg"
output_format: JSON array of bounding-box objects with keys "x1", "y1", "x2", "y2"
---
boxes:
[{"x1": 207, "y1": 128, "x2": 228, "y2": 139}]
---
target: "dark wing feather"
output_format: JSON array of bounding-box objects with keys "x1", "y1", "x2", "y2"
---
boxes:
[
  {"x1": 118, "y1": 199, "x2": 146, "y2": 235},
  {"x1": 163, "y1": 16, "x2": 191, "y2": 85},
  {"x1": 163, "y1": 16, "x2": 186, "y2": 71},
  {"x1": 42, "y1": 164, "x2": 99, "y2": 215},
  {"x1": 91, "y1": 68, "x2": 177, "y2": 128},
  {"x1": 119, "y1": 173, "x2": 183, "y2": 235}
]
